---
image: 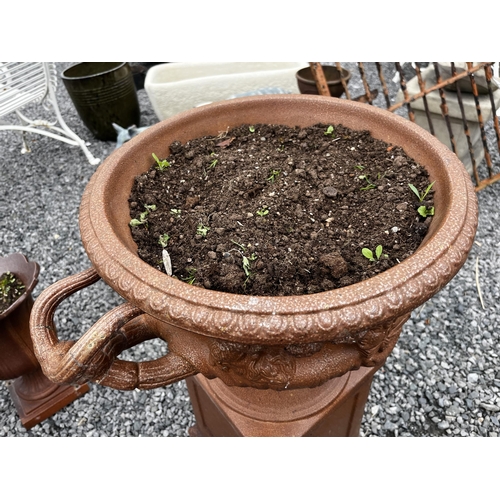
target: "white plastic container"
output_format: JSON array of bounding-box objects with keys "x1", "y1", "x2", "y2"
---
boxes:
[{"x1": 145, "y1": 62, "x2": 307, "y2": 120}]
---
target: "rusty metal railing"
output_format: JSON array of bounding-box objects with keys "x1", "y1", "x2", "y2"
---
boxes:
[{"x1": 311, "y1": 62, "x2": 500, "y2": 191}]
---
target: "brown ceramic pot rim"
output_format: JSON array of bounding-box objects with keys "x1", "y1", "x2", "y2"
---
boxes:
[{"x1": 79, "y1": 95, "x2": 477, "y2": 343}]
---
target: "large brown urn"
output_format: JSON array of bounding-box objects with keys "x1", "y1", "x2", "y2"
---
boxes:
[{"x1": 30, "y1": 95, "x2": 478, "y2": 436}]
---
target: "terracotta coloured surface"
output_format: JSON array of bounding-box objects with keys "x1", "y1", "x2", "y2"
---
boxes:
[
  {"x1": 0, "y1": 254, "x2": 38, "y2": 321},
  {"x1": 0, "y1": 254, "x2": 88, "y2": 429},
  {"x1": 186, "y1": 367, "x2": 376, "y2": 436},
  {"x1": 0, "y1": 254, "x2": 40, "y2": 378},
  {"x1": 30, "y1": 95, "x2": 478, "y2": 392}
]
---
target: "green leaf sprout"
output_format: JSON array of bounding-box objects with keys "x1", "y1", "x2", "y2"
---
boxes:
[
  {"x1": 267, "y1": 169, "x2": 280, "y2": 183},
  {"x1": 418, "y1": 206, "x2": 435, "y2": 218},
  {"x1": 159, "y1": 234, "x2": 170, "y2": 248},
  {"x1": 181, "y1": 268, "x2": 196, "y2": 285},
  {"x1": 359, "y1": 175, "x2": 376, "y2": 191},
  {"x1": 324, "y1": 125, "x2": 335, "y2": 136},
  {"x1": 152, "y1": 153, "x2": 170, "y2": 171},
  {"x1": 129, "y1": 204, "x2": 157, "y2": 227},
  {"x1": 409, "y1": 181, "x2": 435, "y2": 202},
  {"x1": 196, "y1": 223, "x2": 210, "y2": 237},
  {"x1": 0, "y1": 272, "x2": 24, "y2": 301},
  {"x1": 242, "y1": 253, "x2": 257, "y2": 277},
  {"x1": 362, "y1": 245, "x2": 387, "y2": 262}
]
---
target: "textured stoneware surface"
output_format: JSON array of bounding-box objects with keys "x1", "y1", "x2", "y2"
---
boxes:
[
  {"x1": 0, "y1": 254, "x2": 40, "y2": 378},
  {"x1": 80, "y1": 95, "x2": 477, "y2": 341},
  {"x1": 31, "y1": 95, "x2": 478, "y2": 391}
]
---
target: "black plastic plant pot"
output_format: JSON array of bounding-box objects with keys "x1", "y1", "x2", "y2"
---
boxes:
[{"x1": 62, "y1": 62, "x2": 141, "y2": 141}]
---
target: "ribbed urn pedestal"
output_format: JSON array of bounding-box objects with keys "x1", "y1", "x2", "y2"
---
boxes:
[
  {"x1": 30, "y1": 96, "x2": 478, "y2": 436},
  {"x1": 0, "y1": 254, "x2": 88, "y2": 429}
]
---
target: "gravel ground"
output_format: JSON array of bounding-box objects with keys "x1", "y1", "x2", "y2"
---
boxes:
[{"x1": 1, "y1": 62, "x2": 499, "y2": 437}]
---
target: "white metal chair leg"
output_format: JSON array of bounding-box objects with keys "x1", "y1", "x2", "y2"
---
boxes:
[{"x1": 0, "y1": 124, "x2": 100, "y2": 165}]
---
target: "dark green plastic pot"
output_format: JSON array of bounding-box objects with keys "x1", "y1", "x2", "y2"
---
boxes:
[{"x1": 61, "y1": 62, "x2": 141, "y2": 141}]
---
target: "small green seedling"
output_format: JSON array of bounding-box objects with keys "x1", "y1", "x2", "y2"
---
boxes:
[
  {"x1": 0, "y1": 272, "x2": 24, "y2": 301},
  {"x1": 359, "y1": 175, "x2": 376, "y2": 191},
  {"x1": 182, "y1": 268, "x2": 196, "y2": 285},
  {"x1": 196, "y1": 223, "x2": 210, "y2": 237},
  {"x1": 242, "y1": 253, "x2": 257, "y2": 277},
  {"x1": 203, "y1": 157, "x2": 218, "y2": 178},
  {"x1": 158, "y1": 233, "x2": 170, "y2": 248},
  {"x1": 152, "y1": 153, "x2": 170, "y2": 171},
  {"x1": 231, "y1": 239, "x2": 247, "y2": 251},
  {"x1": 249, "y1": 125, "x2": 255, "y2": 133},
  {"x1": 354, "y1": 165, "x2": 365, "y2": 171},
  {"x1": 409, "y1": 181, "x2": 435, "y2": 202},
  {"x1": 170, "y1": 208, "x2": 181, "y2": 217},
  {"x1": 324, "y1": 125, "x2": 335, "y2": 136},
  {"x1": 267, "y1": 169, "x2": 280, "y2": 183},
  {"x1": 362, "y1": 245, "x2": 387, "y2": 262},
  {"x1": 129, "y1": 204, "x2": 157, "y2": 227},
  {"x1": 229, "y1": 241, "x2": 258, "y2": 284},
  {"x1": 418, "y1": 206, "x2": 435, "y2": 218},
  {"x1": 129, "y1": 216, "x2": 146, "y2": 227},
  {"x1": 256, "y1": 207, "x2": 269, "y2": 217}
]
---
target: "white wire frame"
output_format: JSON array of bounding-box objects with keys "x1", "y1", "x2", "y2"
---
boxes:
[{"x1": 0, "y1": 62, "x2": 100, "y2": 165}]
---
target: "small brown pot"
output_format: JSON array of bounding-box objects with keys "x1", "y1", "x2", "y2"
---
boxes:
[
  {"x1": 296, "y1": 65, "x2": 351, "y2": 97},
  {"x1": 0, "y1": 254, "x2": 40, "y2": 380},
  {"x1": 0, "y1": 253, "x2": 88, "y2": 429},
  {"x1": 30, "y1": 95, "x2": 478, "y2": 436}
]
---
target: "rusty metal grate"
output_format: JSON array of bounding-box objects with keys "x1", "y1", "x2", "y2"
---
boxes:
[{"x1": 311, "y1": 62, "x2": 500, "y2": 192}]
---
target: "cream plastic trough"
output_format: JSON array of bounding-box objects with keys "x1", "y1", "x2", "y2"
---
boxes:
[{"x1": 144, "y1": 62, "x2": 307, "y2": 120}]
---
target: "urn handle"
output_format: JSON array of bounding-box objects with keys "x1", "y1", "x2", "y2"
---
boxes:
[{"x1": 29, "y1": 268, "x2": 198, "y2": 390}]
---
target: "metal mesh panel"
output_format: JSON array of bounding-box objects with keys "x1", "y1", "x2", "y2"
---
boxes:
[{"x1": 315, "y1": 62, "x2": 500, "y2": 192}]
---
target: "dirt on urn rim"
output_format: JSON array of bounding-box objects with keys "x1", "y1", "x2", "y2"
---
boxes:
[
  {"x1": 0, "y1": 272, "x2": 25, "y2": 314},
  {"x1": 128, "y1": 122, "x2": 434, "y2": 296}
]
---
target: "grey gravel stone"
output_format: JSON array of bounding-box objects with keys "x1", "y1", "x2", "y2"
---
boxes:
[
  {"x1": 479, "y1": 403, "x2": 500, "y2": 412},
  {"x1": 438, "y1": 421, "x2": 450, "y2": 430},
  {"x1": 2, "y1": 62, "x2": 500, "y2": 437}
]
